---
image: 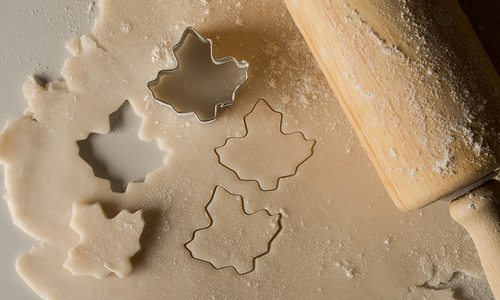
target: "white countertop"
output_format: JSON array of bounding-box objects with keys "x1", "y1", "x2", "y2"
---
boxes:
[{"x1": 0, "y1": 2, "x2": 95, "y2": 299}]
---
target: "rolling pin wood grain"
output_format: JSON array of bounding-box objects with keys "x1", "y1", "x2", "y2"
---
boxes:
[{"x1": 284, "y1": 0, "x2": 500, "y2": 296}]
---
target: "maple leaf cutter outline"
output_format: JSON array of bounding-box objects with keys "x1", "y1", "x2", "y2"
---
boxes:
[
  {"x1": 184, "y1": 185, "x2": 282, "y2": 275},
  {"x1": 147, "y1": 27, "x2": 249, "y2": 123},
  {"x1": 215, "y1": 99, "x2": 317, "y2": 191}
]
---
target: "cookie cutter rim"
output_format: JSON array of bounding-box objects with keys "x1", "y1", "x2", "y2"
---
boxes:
[
  {"x1": 184, "y1": 185, "x2": 282, "y2": 275},
  {"x1": 147, "y1": 27, "x2": 249, "y2": 123},
  {"x1": 215, "y1": 99, "x2": 316, "y2": 191}
]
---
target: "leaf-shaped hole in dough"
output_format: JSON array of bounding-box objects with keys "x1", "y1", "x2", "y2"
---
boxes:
[{"x1": 77, "y1": 101, "x2": 166, "y2": 192}]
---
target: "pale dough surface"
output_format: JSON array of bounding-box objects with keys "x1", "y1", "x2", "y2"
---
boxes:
[
  {"x1": 0, "y1": 0, "x2": 493, "y2": 299},
  {"x1": 63, "y1": 202, "x2": 144, "y2": 279}
]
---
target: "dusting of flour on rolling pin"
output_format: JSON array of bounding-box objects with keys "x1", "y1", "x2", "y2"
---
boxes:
[
  {"x1": 284, "y1": 0, "x2": 500, "y2": 211},
  {"x1": 284, "y1": 0, "x2": 500, "y2": 296}
]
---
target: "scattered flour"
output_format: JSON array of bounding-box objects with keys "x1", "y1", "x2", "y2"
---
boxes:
[
  {"x1": 432, "y1": 149, "x2": 454, "y2": 175},
  {"x1": 120, "y1": 21, "x2": 131, "y2": 33},
  {"x1": 85, "y1": 1, "x2": 95, "y2": 15},
  {"x1": 151, "y1": 40, "x2": 176, "y2": 68},
  {"x1": 334, "y1": 261, "x2": 356, "y2": 279},
  {"x1": 390, "y1": 148, "x2": 398, "y2": 160}
]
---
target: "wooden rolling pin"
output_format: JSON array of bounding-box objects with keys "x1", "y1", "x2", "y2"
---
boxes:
[{"x1": 283, "y1": 0, "x2": 500, "y2": 296}]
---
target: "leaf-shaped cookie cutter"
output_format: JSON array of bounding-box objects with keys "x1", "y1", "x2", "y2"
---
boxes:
[{"x1": 147, "y1": 27, "x2": 249, "y2": 123}]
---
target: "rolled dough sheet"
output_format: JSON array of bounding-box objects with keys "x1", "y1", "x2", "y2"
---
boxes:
[{"x1": 0, "y1": 0, "x2": 493, "y2": 299}]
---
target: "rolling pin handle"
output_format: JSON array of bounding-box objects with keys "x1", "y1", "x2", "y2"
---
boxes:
[{"x1": 449, "y1": 180, "x2": 500, "y2": 298}]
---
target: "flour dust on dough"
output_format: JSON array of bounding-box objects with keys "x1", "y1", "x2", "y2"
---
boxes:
[
  {"x1": 63, "y1": 202, "x2": 144, "y2": 279},
  {"x1": 0, "y1": 0, "x2": 493, "y2": 299},
  {"x1": 185, "y1": 185, "x2": 281, "y2": 274}
]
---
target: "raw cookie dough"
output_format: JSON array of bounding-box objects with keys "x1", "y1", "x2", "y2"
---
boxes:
[
  {"x1": 215, "y1": 99, "x2": 315, "y2": 191},
  {"x1": 0, "y1": 0, "x2": 493, "y2": 299},
  {"x1": 185, "y1": 186, "x2": 281, "y2": 274},
  {"x1": 64, "y1": 202, "x2": 144, "y2": 279}
]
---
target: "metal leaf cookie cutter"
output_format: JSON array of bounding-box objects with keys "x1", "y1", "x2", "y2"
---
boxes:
[{"x1": 147, "y1": 27, "x2": 249, "y2": 123}]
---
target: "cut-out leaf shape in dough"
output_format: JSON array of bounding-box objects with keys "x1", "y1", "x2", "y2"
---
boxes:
[
  {"x1": 77, "y1": 101, "x2": 166, "y2": 193},
  {"x1": 63, "y1": 202, "x2": 144, "y2": 279},
  {"x1": 216, "y1": 99, "x2": 315, "y2": 190},
  {"x1": 147, "y1": 27, "x2": 249, "y2": 122},
  {"x1": 185, "y1": 186, "x2": 281, "y2": 274}
]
